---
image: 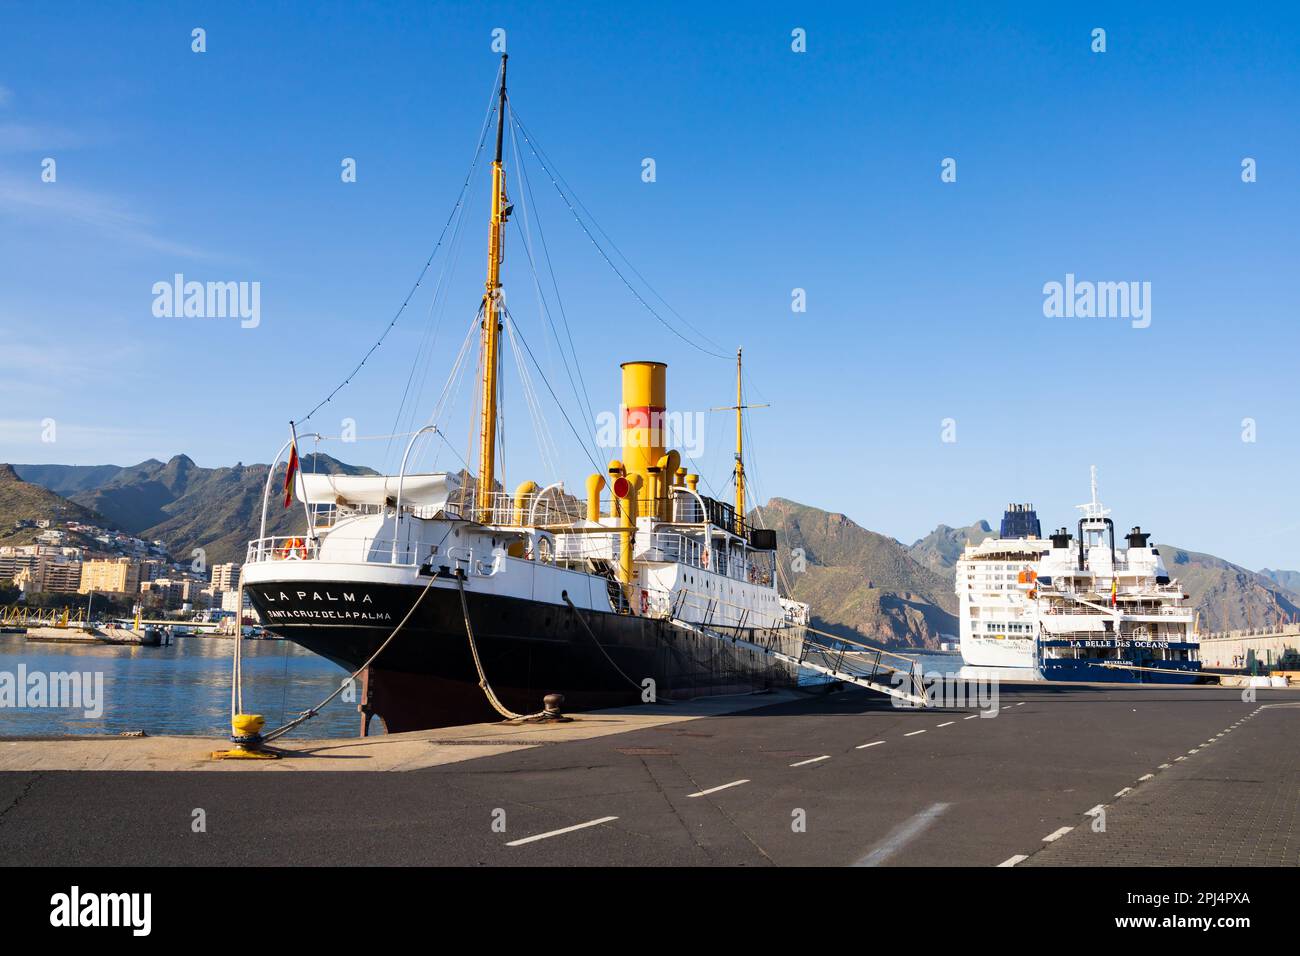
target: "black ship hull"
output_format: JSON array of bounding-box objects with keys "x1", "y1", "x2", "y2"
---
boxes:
[{"x1": 246, "y1": 579, "x2": 800, "y2": 732}]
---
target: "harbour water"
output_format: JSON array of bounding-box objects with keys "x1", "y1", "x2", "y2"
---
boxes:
[
  {"x1": 0, "y1": 633, "x2": 965, "y2": 738},
  {"x1": 0, "y1": 634, "x2": 356, "y2": 738}
]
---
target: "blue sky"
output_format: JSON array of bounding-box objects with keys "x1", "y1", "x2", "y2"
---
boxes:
[{"x1": 2, "y1": 2, "x2": 1298, "y2": 570}]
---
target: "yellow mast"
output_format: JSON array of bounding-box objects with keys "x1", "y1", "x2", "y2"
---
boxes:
[
  {"x1": 715, "y1": 348, "x2": 767, "y2": 535},
  {"x1": 734, "y1": 348, "x2": 745, "y2": 531},
  {"x1": 476, "y1": 54, "x2": 510, "y2": 518}
]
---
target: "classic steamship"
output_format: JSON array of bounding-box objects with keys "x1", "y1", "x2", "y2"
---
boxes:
[{"x1": 241, "y1": 56, "x2": 809, "y2": 732}]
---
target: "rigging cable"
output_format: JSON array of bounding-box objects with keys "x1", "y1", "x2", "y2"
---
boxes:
[
  {"x1": 503, "y1": 312, "x2": 563, "y2": 481},
  {"x1": 502, "y1": 305, "x2": 607, "y2": 478},
  {"x1": 507, "y1": 108, "x2": 601, "y2": 447},
  {"x1": 296, "y1": 61, "x2": 504, "y2": 428},
  {"x1": 510, "y1": 110, "x2": 732, "y2": 361}
]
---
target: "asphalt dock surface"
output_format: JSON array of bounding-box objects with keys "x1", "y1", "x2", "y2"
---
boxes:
[{"x1": 2, "y1": 684, "x2": 1295, "y2": 866}]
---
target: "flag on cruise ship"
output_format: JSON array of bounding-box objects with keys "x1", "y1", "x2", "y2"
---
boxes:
[
  {"x1": 283, "y1": 439, "x2": 299, "y2": 508},
  {"x1": 1110, "y1": 576, "x2": 1118, "y2": 606}
]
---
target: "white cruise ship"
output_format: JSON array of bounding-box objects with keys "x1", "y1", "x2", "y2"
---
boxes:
[{"x1": 955, "y1": 470, "x2": 1201, "y2": 683}]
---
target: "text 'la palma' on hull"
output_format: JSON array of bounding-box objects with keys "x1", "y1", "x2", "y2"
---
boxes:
[{"x1": 241, "y1": 55, "x2": 810, "y2": 733}]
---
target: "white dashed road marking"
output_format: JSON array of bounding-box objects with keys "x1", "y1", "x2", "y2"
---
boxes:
[
  {"x1": 998, "y1": 855, "x2": 1029, "y2": 867},
  {"x1": 687, "y1": 779, "x2": 749, "y2": 798},
  {"x1": 937, "y1": 721, "x2": 954, "y2": 728},
  {"x1": 904, "y1": 730, "x2": 927, "y2": 737},
  {"x1": 790, "y1": 755, "x2": 830, "y2": 767},
  {"x1": 507, "y1": 816, "x2": 619, "y2": 846},
  {"x1": 856, "y1": 741, "x2": 885, "y2": 750},
  {"x1": 1043, "y1": 826, "x2": 1073, "y2": 843}
]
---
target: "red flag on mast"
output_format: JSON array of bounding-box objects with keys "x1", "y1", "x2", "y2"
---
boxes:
[{"x1": 283, "y1": 440, "x2": 299, "y2": 508}]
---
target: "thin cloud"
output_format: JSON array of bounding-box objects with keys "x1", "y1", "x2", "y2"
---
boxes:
[
  {"x1": 0, "y1": 418, "x2": 162, "y2": 454},
  {"x1": 0, "y1": 121, "x2": 86, "y2": 153},
  {"x1": 0, "y1": 172, "x2": 208, "y2": 259}
]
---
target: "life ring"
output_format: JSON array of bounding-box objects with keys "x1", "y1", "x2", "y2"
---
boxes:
[
  {"x1": 276, "y1": 536, "x2": 308, "y2": 560},
  {"x1": 640, "y1": 589, "x2": 649, "y2": 614}
]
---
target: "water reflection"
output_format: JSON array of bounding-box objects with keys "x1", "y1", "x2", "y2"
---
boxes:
[{"x1": 0, "y1": 634, "x2": 359, "y2": 738}]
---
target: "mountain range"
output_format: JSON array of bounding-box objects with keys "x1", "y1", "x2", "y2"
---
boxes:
[
  {"x1": 11, "y1": 455, "x2": 374, "y2": 566},
  {"x1": 5, "y1": 457, "x2": 1299, "y2": 648}
]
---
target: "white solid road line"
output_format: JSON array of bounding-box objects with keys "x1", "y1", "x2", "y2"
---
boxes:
[
  {"x1": 904, "y1": 729, "x2": 927, "y2": 737},
  {"x1": 1043, "y1": 826, "x2": 1073, "y2": 843},
  {"x1": 506, "y1": 816, "x2": 619, "y2": 846},
  {"x1": 937, "y1": 721, "x2": 955, "y2": 728},
  {"x1": 687, "y1": 779, "x2": 749, "y2": 798},
  {"x1": 856, "y1": 740, "x2": 886, "y2": 750},
  {"x1": 998, "y1": 854, "x2": 1029, "y2": 867},
  {"x1": 790, "y1": 755, "x2": 831, "y2": 767}
]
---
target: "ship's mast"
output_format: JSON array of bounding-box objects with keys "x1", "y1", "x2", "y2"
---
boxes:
[
  {"x1": 476, "y1": 53, "x2": 509, "y2": 518},
  {"x1": 734, "y1": 348, "x2": 745, "y2": 531},
  {"x1": 717, "y1": 348, "x2": 766, "y2": 535}
]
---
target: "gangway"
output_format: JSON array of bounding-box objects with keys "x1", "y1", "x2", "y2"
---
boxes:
[{"x1": 671, "y1": 616, "x2": 931, "y2": 708}]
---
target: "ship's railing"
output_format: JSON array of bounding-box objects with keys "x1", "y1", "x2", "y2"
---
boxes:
[
  {"x1": 647, "y1": 532, "x2": 706, "y2": 569},
  {"x1": 662, "y1": 583, "x2": 926, "y2": 698},
  {"x1": 307, "y1": 501, "x2": 385, "y2": 528},
  {"x1": 454, "y1": 490, "x2": 586, "y2": 528},
  {"x1": 583, "y1": 493, "x2": 707, "y2": 525},
  {"x1": 646, "y1": 532, "x2": 775, "y2": 585},
  {"x1": 245, "y1": 534, "x2": 483, "y2": 571},
  {"x1": 1040, "y1": 603, "x2": 1191, "y2": 617},
  {"x1": 554, "y1": 533, "x2": 618, "y2": 562},
  {"x1": 1039, "y1": 582, "x2": 1183, "y2": 598},
  {"x1": 246, "y1": 535, "x2": 323, "y2": 563}
]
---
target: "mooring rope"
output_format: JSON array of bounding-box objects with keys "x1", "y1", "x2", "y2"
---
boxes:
[
  {"x1": 456, "y1": 575, "x2": 528, "y2": 720},
  {"x1": 257, "y1": 567, "x2": 442, "y2": 743},
  {"x1": 561, "y1": 592, "x2": 657, "y2": 696}
]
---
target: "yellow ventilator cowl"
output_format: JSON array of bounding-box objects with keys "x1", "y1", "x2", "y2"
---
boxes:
[
  {"x1": 585, "y1": 473, "x2": 606, "y2": 523},
  {"x1": 655, "y1": 451, "x2": 681, "y2": 520},
  {"x1": 513, "y1": 480, "x2": 539, "y2": 525}
]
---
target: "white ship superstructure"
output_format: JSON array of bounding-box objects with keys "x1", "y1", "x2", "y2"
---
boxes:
[{"x1": 956, "y1": 470, "x2": 1201, "y2": 683}]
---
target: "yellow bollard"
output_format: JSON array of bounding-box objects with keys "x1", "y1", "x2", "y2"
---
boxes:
[{"x1": 210, "y1": 713, "x2": 280, "y2": 760}]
